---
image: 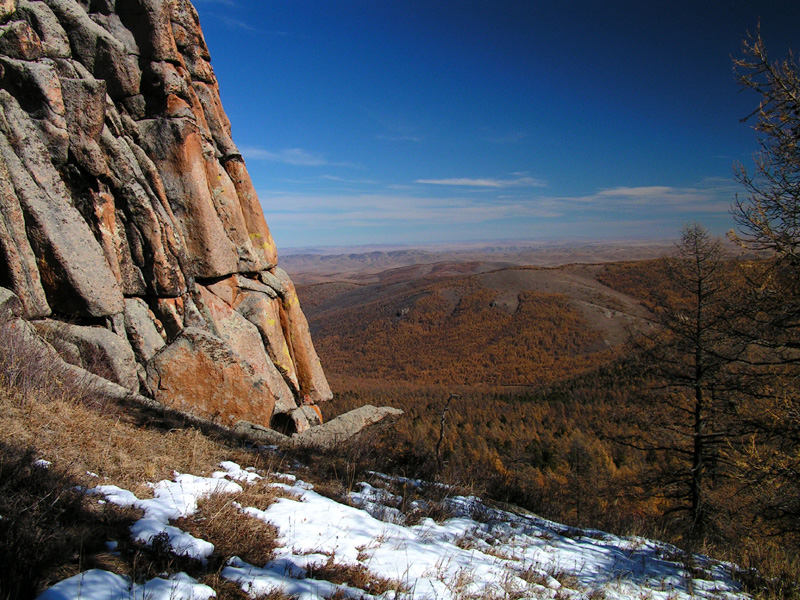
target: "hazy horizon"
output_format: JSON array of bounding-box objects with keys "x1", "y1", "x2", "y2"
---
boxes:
[{"x1": 277, "y1": 235, "x2": 678, "y2": 255}]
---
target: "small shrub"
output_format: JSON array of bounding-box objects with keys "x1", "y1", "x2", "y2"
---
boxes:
[{"x1": 0, "y1": 316, "x2": 93, "y2": 406}]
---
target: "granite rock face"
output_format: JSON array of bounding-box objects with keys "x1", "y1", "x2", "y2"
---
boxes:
[{"x1": 0, "y1": 0, "x2": 332, "y2": 428}]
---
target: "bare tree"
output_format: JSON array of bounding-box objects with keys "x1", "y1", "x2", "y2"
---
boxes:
[{"x1": 634, "y1": 224, "x2": 741, "y2": 540}]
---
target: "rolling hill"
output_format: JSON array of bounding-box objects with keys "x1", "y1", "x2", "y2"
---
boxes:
[{"x1": 296, "y1": 261, "x2": 654, "y2": 391}]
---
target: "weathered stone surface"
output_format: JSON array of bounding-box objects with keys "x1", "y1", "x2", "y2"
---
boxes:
[
  {"x1": 259, "y1": 269, "x2": 284, "y2": 295},
  {"x1": 237, "y1": 274, "x2": 277, "y2": 297},
  {"x1": 0, "y1": 0, "x2": 17, "y2": 24},
  {"x1": 224, "y1": 157, "x2": 278, "y2": 269},
  {"x1": 16, "y1": 0, "x2": 71, "y2": 58},
  {"x1": 0, "y1": 92, "x2": 124, "y2": 317},
  {"x1": 204, "y1": 273, "x2": 239, "y2": 305},
  {"x1": 59, "y1": 76, "x2": 108, "y2": 178},
  {"x1": 0, "y1": 148, "x2": 50, "y2": 317},
  {"x1": 0, "y1": 20, "x2": 43, "y2": 59},
  {"x1": 42, "y1": 0, "x2": 140, "y2": 98},
  {"x1": 0, "y1": 285, "x2": 22, "y2": 319},
  {"x1": 233, "y1": 420, "x2": 290, "y2": 446},
  {"x1": 60, "y1": 76, "x2": 105, "y2": 140},
  {"x1": 124, "y1": 296, "x2": 165, "y2": 363},
  {"x1": 150, "y1": 295, "x2": 185, "y2": 339},
  {"x1": 289, "y1": 407, "x2": 310, "y2": 434},
  {"x1": 0, "y1": 0, "x2": 334, "y2": 434},
  {"x1": 115, "y1": 0, "x2": 180, "y2": 62},
  {"x1": 0, "y1": 56, "x2": 69, "y2": 164},
  {"x1": 90, "y1": 11, "x2": 139, "y2": 56},
  {"x1": 137, "y1": 116, "x2": 239, "y2": 278},
  {"x1": 293, "y1": 405, "x2": 404, "y2": 449},
  {"x1": 234, "y1": 289, "x2": 299, "y2": 393},
  {"x1": 33, "y1": 319, "x2": 139, "y2": 391},
  {"x1": 298, "y1": 404, "x2": 323, "y2": 427},
  {"x1": 195, "y1": 284, "x2": 296, "y2": 413},
  {"x1": 191, "y1": 80, "x2": 235, "y2": 156},
  {"x1": 100, "y1": 131, "x2": 188, "y2": 297},
  {"x1": 274, "y1": 267, "x2": 333, "y2": 404},
  {"x1": 146, "y1": 327, "x2": 276, "y2": 427},
  {"x1": 205, "y1": 274, "x2": 276, "y2": 304}
]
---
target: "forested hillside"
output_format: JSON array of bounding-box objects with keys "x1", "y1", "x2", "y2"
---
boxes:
[
  {"x1": 300, "y1": 263, "x2": 650, "y2": 390},
  {"x1": 297, "y1": 248, "x2": 800, "y2": 596}
]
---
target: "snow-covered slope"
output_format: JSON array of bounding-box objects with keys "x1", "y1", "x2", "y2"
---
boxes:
[{"x1": 38, "y1": 461, "x2": 748, "y2": 600}]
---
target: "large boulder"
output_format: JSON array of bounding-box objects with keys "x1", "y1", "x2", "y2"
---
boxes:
[
  {"x1": 195, "y1": 283, "x2": 297, "y2": 413},
  {"x1": 146, "y1": 327, "x2": 276, "y2": 427},
  {"x1": 233, "y1": 288, "x2": 300, "y2": 393},
  {"x1": 33, "y1": 320, "x2": 139, "y2": 391},
  {"x1": 274, "y1": 267, "x2": 333, "y2": 404},
  {"x1": 292, "y1": 405, "x2": 404, "y2": 449}
]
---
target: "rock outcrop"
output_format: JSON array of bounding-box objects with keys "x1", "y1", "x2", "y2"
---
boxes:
[{"x1": 0, "y1": 0, "x2": 332, "y2": 431}]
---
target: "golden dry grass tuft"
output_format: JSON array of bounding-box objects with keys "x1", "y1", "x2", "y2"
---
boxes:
[
  {"x1": 199, "y1": 574, "x2": 295, "y2": 600},
  {"x1": 175, "y1": 482, "x2": 282, "y2": 568},
  {"x1": 306, "y1": 555, "x2": 406, "y2": 596},
  {"x1": 0, "y1": 387, "x2": 239, "y2": 493}
]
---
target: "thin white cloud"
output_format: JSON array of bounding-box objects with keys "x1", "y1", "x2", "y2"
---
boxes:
[
  {"x1": 241, "y1": 147, "x2": 355, "y2": 168},
  {"x1": 219, "y1": 15, "x2": 262, "y2": 32},
  {"x1": 259, "y1": 192, "x2": 562, "y2": 225},
  {"x1": 319, "y1": 175, "x2": 379, "y2": 185},
  {"x1": 582, "y1": 181, "x2": 736, "y2": 212},
  {"x1": 598, "y1": 186, "x2": 674, "y2": 197},
  {"x1": 416, "y1": 176, "x2": 547, "y2": 188},
  {"x1": 553, "y1": 178, "x2": 736, "y2": 215},
  {"x1": 376, "y1": 134, "x2": 424, "y2": 142}
]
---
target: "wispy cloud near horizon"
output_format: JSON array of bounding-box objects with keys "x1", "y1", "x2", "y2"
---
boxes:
[{"x1": 255, "y1": 176, "x2": 738, "y2": 247}]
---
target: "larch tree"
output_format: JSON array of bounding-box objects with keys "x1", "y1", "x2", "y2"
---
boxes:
[
  {"x1": 729, "y1": 30, "x2": 800, "y2": 542},
  {"x1": 634, "y1": 224, "x2": 741, "y2": 541}
]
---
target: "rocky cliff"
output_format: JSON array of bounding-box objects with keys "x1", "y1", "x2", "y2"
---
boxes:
[{"x1": 0, "y1": 0, "x2": 332, "y2": 433}]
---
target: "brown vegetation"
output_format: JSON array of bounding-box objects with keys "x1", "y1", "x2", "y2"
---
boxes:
[
  {"x1": 299, "y1": 253, "x2": 800, "y2": 598},
  {"x1": 305, "y1": 272, "x2": 627, "y2": 389}
]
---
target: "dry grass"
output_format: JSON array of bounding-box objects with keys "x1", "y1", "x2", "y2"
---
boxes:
[
  {"x1": 0, "y1": 441, "x2": 145, "y2": 597},
  {"x1": 0, "y1": 376, "x2": 292, "y2": 598},
  {"x1": 0, "y1": 315, "x2": 295, "y2": 598},
  {"x1": 732, "y1": 541, "x2": 800, "y2": 600},
  {"x1": 199, "y1": 574, "x2": 295, "y2": 600},
  {"x1": 175, "y1": 482, "x2": 282, "y2": 568},
  {"x1": 307, "y1": 555, "x2": 406, "y2": 596},
  {"x1": 0, "y1": 382, "x2": 264, "y2": 494}
]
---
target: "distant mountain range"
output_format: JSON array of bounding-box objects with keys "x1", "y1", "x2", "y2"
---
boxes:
[{"x1": 281, "y1": 240, "x2": 675, "y2": 284}]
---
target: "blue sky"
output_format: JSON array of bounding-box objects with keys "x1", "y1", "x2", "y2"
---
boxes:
[{"x1": 192, "y1": 1, "x2": 799, "y2": 250}]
